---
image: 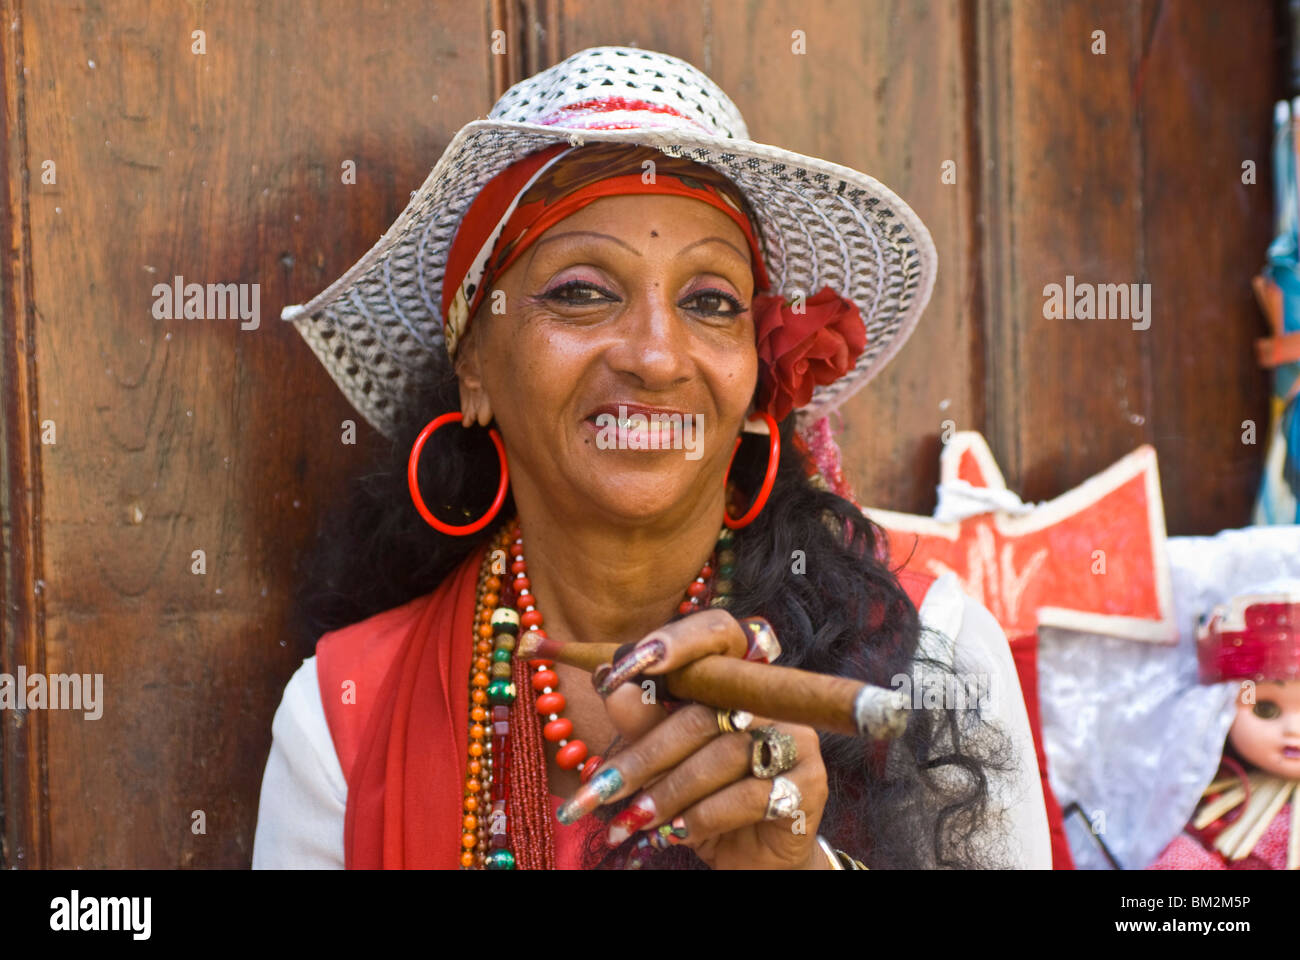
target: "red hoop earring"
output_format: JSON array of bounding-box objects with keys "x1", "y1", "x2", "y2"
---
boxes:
[
  {"x1": 723, "y1": 411, "x2": 780, "y2": 529},
  {"x1": 408, "y1": 412, "x2": 509, "y2": 536}
]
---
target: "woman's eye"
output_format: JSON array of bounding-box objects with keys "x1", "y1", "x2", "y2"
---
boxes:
[
  {"x1": 1252, "y1": 700, "x2": 1282, "y2": 720},
  {"x1": 542, "y1": 280, "x2": 616, "y2": 304},
  {"x1": 682, "y1": 289, "x2": 743, "y2": 316}
]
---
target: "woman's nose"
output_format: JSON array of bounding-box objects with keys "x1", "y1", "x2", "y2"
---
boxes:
[{"x1": 605, "y1": 289, "x2": 692, "y2": 389}]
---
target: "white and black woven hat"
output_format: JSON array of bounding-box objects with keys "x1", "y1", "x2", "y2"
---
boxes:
[{"x1": 282, "y1": 46, "x2": 937, "y2": 440}]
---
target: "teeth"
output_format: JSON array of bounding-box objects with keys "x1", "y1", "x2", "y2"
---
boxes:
[
  {"x1": 620, "y1": 417, "x2": 666, "y2": 431},
  {"x1": 588, "y1": 414, "x2": 685, "y2": 434}
]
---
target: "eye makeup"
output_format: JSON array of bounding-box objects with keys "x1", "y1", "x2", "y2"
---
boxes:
[
  {"x1": 679, "y1": 286, "x2": 746, "y2": 316},
  {"x1": 539, "y1": 278, "x2": 619, "y2": 304}
]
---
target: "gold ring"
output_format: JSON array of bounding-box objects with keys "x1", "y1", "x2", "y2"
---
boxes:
[{"x1": 716, "y1": 708, "x2": 754, "y2": 734}]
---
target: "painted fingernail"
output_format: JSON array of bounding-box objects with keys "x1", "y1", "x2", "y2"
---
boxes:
[
  {"x1": 739, "y1": 616, "x2": 782, "y2": 662},
  {"x1": 595, "y1": 638, "x2": 666, "y2": 697},
  {"x1": 591, "y1": 663, "x2": 612, "y2": 692},
  {"x1": 556, "y1": 766, "x2": 624, "y2": 824},
  {"x1": 647, "y1": 816, "x2": 689, "y2": 850},
  {"x1": 606, "y1": 793, "x2": 657, "y2": 847}
]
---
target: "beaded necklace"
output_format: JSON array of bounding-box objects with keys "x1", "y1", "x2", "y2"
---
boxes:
[{"x1": 460, "y1": 518, "x2": 737, "y2": 869}]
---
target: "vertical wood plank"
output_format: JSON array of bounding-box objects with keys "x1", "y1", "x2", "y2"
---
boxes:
[
  {"x1": 985, "y1": 0, "x2": 1150, "y2": 504},
  {"x1": 0, "y1": 0, "x2": 51, "y2": 869},
  {"x1": 16, "y1": 0, "x2": 496, "y2": 866},
  {"x1": 979, "y1": 0, "x2": 1273, "y2": 532},
  {"x1": 1140, "y1": 0, "x2": 1274, "y2": 532},
  {"x1": 523, "y1": 0, "x2": 564, "y2": 76},
  {"x1": 557, "y1": 0, "x2": 710, "y2": 66}
]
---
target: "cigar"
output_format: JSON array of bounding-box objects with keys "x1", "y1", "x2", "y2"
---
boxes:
[{"x1": 516, "y1": 633, "x2": 909, "y2": 741}]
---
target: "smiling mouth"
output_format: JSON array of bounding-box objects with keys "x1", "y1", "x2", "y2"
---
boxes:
[
  {"x1": 582, "y1": 415, "x2": 687, "y2": 444},
  {"x1": 585, "y1": 414, "x2": 646, "y2": 429}
]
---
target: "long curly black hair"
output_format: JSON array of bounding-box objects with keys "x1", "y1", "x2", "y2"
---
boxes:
[{"x1": 294, "y1": 364, "x2": 1015, "y2": 869}]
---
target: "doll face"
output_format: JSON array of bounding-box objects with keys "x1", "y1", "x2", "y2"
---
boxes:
[{"x1": 1227, "y1": 679, "x2": 1300, "y2": 778}]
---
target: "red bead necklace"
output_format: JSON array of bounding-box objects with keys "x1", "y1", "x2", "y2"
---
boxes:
[{"x1": 461, "y1": 519, "x2": 735, "y2": 869}]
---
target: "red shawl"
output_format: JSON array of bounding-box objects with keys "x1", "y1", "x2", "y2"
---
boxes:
[
  {"x1": 319, "y1": 544, "x2": 481, "y2": 868},
  {"x1": 316, "y1": 544, "x2": 600, "y2": 868}
]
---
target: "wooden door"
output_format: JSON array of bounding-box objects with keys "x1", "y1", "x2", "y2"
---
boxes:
[{"x1": 0, "y1": 0, "x2": 1275, "y2": 867}]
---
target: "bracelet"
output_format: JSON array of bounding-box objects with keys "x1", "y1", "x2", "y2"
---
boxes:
[
  {"x1": 816, "y1": 835, "x2": 868, "y2": 870},
  {"x1": 834, "y1": 849, "x2": 868, "y2": 870},
  {"x1": 815, "y1": 835, "x2": 843, "y2": 870}
]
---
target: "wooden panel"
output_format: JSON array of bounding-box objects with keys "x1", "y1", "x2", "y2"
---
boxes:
[
  {"x1": 1140, "y1": 0, "x2": 1274, "y2": 532},
  {"x1": 557, "y1": 0, "x2": 709, "y2": 67},
  {"x1": 980, "y1": 0, "x2": 1274, "y2": 533},
  {"x1": 981, "y1": 0, "x2": 1150, "y2": 509},
  {"x1": 7, "y1": 0, "x2": 496, "y2": 867}
]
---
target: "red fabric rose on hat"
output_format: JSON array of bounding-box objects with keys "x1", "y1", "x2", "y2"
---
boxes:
[{"x1": 754, "y1": 287, "x2": 868, "y2": 422}]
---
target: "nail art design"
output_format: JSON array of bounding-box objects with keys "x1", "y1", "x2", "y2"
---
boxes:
[
  {"x1": 556, "y1": 766, "x2": 624, "y2": 824},
  {"x1": 595, "y1": 638, "x2": 666, "y2": 697},
  {"x1": 591, "y1": 663, "x2": 612, "y2": 691},
  {"x1": 606, "y1": 793, "x2": 657, "y2": 847},
  {"x1": 646, "y1": 816, "x2": 689, "y2": 850},
  {"x1": 624, "y1": 816, "x2": 688, "y2": 866}
]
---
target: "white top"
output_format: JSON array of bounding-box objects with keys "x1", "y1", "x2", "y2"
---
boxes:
[{"x1": 251, "y1": 573, "x2": 1052, "y2": 869}]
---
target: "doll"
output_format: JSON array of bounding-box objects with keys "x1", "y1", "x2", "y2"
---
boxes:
[{"x1": 1148, "y1": 580, "x2": 1300, "y2": 870}]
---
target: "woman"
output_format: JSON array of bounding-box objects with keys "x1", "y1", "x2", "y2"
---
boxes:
[{"x1": 254, "y1": 46, "x2": 1050, "y2": 869}]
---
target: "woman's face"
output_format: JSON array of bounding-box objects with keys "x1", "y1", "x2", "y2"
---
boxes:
[
  {"x1": 1227, "y1": 679, "x2": 1300, "y2": 779},
  {"x1": 456, "y1": 193, "x2": 759, "y2": 525}
]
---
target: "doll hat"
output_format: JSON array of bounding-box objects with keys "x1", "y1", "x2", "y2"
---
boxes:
[
  {"x1": 1197, "y1": 578, "x2": 1300, "y2": 683},
  {"x1": 281, "y1": 46, "x2": 937, "y2": 440}
]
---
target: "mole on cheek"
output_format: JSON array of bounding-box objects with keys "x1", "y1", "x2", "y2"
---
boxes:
[{"x1": 650, "y1": 230, "x2": 659, "y2": 238}]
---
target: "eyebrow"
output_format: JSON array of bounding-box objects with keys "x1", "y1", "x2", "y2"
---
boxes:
[
  {"x1": 676, "y1": 235, "x2": 749, "y2": 263},
  {"x1": 530, "y1": 230, "x2": 643, "y2": 256},
  {"x1": 528, "y1": 230, "x2": 750, "y2": 266}
]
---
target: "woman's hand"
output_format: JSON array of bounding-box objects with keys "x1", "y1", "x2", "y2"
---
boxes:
[{"x1": 556, "y1": 609, "x2": 831, "y2": 869}]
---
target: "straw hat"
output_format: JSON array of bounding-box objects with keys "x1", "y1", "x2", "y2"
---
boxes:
[{"x1": 281, "y1": 46, "x2": 937, "y2": 440}]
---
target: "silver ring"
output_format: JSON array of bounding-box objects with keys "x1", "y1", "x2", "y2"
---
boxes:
[
  {"x1": 764, "y1": 776, "x2": 802, "y2": 820},
  {"x1": 749, "y1": 725, "x2": 798, "y2": 778}
]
